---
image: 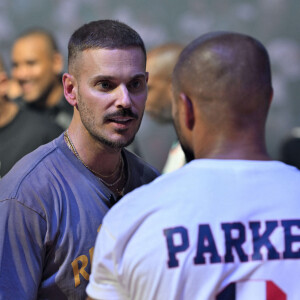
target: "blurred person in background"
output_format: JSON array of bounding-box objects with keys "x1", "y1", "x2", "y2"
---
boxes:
[
  {"x1": 6, "y1": 77, "x2": 22, "y2": 100},
  {"x1": 0, "y1": 54, "x2": 62, "y2": 177},
  {"x1": 11, "y1": 28, "x2": 72, "y2": 129},
  {"x1": 129, "y1": 43, "x2": 185, "y2": 172}
]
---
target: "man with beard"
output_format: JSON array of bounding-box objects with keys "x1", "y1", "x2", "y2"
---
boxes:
[
  {"x1": 11, "y1": 28, "x2": 72, "y2": 129},
  {"x1": 0, "y1": 20, "x2": 159, "y2": 299},
  {"x1": 87, "y1": 32, "x2": 300, "y2": 300}
]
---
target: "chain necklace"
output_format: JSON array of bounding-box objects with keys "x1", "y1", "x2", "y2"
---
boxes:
[{"x1": 64, "y1": 130, "x2": 124, "y2": 187}]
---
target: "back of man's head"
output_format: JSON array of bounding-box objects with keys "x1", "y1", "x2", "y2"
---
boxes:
[
  {"x1": 146, "y1": 43, "x2": 183, "y2": 122},
  {"x1": 173, "y1": 32, "x2": 273, "y2": 131},
  {"x1": 67, "y1": 19, "x2": 146, "y2": 74}
]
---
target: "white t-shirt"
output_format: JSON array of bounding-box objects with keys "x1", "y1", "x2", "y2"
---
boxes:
[{"x1": 87, "y1": 159, "x2": 300, "y2": 300}]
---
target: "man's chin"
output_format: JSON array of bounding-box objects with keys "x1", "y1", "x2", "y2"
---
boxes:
[
  {"x1": 96, "y1": 134, "x2": 136, "y2": 151},
  {"x1": 24, "y1": 95, "x2": 44, "y2": 104},
  {"x1": 23, "y1": 96, "x2": 37, "y2": 103}
]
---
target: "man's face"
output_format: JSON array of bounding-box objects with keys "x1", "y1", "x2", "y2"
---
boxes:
[
  {"x1": 74, "y1": 47, "x2": 148, "y2": 150},
  {"x1": 11, "y1": 35, "x2": 60, "y2": 103}
]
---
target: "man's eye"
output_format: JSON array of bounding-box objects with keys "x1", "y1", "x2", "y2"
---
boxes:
[
  {"x1": 128, "y1": 80, "x2": 143, "y2": 91},
  {"x1": 98, "y1": 81, "x2": 112, "y2": 90},
  {"x1": 27, "y1": 60, "x2": 37, "y2": 66}
]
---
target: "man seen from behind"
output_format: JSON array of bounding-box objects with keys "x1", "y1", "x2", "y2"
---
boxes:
[{"x1": 87, "y1": 32, "x2": 300, "y2": 300}]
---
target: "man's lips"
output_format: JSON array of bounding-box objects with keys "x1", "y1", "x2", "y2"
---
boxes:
[
  {"x1": 20, "y1": 81, "x2": 34, "y2": 93},
  {"x1": 104, "y1": 109, "x2": 139, "y2": 125},
  {"x1": 108, "y1": 117, "x2": 135, "y2": 124}
]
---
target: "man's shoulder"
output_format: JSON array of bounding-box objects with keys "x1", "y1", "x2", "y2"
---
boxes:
[
  {"x1": 112, "y1": 161, "x2": 185, "y2": 209},
  {"x1": 124, "y1": 148, "x2": 160, "y2": 178},
  {"x1": 0, "y1": 136, "x2": 63, "y2": 198},
  {"x1": 121, "y1": 148, "x2": 160, "y2": 195}
]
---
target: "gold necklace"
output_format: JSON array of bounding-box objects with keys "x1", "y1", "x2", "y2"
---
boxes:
[
  {"x1": 99, "y1": 158, "x2": 124, "y2": 187},
  {"x1": 64, "y1": 130, "x2": 124, "y2": 187}
]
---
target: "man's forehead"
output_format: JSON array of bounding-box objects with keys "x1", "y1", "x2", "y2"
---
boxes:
[
  {"x1": 80, "y1": 47, "x2": 145, "y2": 62},
  {"x1": 15, "y1": 34, "x2": 49, "y2": 49},
  {"x1": 75, "y1": 47, "x2": 146, "y2": 76},
  {"x1": 13, "y1": 35, "x2": 52, "y2": 58}
]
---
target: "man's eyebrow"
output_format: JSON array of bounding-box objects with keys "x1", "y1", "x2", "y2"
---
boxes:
[
  {"x1": 92, "y1": 75, "x2": 115, "y2": 81},
  {"x1": 92, "y1": 73, "x2": 147, "y2": 82},
  {"x1": 130, "y1": 73, "x2": 147, "y2": 79}
]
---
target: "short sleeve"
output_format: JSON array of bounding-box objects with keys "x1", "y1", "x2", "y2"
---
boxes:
[{"x1": 86, "y1": 224, "x2": 129, "y2": 300}]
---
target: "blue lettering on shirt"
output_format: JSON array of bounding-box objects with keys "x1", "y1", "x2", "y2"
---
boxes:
[
  {"x1": 194, "y1": 224, "x2": 222, "y2": 264},
  {"x1": 163, "y1": 219, "x2": 300, "y2": 268},
  {"x1": 163, "y1": 226, "x2": 189, "y2": 268}
]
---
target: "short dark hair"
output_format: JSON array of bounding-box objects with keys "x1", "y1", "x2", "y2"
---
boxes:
[
  {"x1": 16, "y1": 28, "x2": 59, "y2": 53},
  {"x1": 68, "y1": 19, "x2": 146, "y2": 69}
]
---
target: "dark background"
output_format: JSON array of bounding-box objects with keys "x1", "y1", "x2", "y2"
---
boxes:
[{"x1": 1, "y1": 0, "x2": 299, "y2": 159}]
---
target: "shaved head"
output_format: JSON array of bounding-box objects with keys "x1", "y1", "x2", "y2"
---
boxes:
[{"x1": 173, "y1": 32, "x2": 273, "y2": 129}]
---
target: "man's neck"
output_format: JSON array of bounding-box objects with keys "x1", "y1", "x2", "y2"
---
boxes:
[
  {"x1": 66, "y1": 126, "x2": 123, "y2": 177},
  {"x1": 194, "y1": 130, "x2": 271, "y2": 161},
  {"x1": 30, "y1": 81, "x2": 63, "y2": 110}
]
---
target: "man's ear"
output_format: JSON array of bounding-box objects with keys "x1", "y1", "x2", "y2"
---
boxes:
[
  {"x1": 63, "y1": 73, "x2": 77, "y2": 107},
  {"x1": 180, "y1": 93, "x2": 195, "y2": 130},
  {"x1": 145, "y1": 71, "x2": 149, "y2": 83},
  {"x1": 167, "y1": 82, "x2": 173, "y2": 103}
]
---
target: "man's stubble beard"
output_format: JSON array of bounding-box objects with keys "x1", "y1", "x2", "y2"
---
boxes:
[
  {"x1": 77, "y1": 90, "x2": 143, "y2": 151},
  {"x1": 172, "y1": 114, "x2": 195, "y2": 163}
]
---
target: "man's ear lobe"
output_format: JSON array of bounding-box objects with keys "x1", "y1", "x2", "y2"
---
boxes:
[
  {"x1": 63, "y1": 73, "x2": 77, "y2": 107},
  {"x1": 180, "y1": 93, "x2": 195, "y2": 130}
]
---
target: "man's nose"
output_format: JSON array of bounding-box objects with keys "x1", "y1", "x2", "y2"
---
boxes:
[
  {"x1": 115, "y1": 84, "x2": 132, "y2": 108},
  {"x1": 13, "y1": 65, "x2": 30, "y2": 81}
]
